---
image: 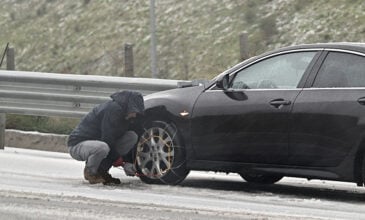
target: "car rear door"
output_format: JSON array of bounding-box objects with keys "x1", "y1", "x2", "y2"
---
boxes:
[
  {"x1": 289, "y1": 50, "x2": 365, "y2": 167},
  {"x1": 191, "y1": 50, "x2": 319, "y2": 164}
]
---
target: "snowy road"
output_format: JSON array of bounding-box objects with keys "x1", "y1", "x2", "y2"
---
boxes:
[{"x1": 0, "y1": 147, "x2": 365, "y2": 220}]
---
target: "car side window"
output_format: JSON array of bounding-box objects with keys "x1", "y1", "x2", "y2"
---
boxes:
[
  {"x1": 231, "y1": 52, "x2": 316, "y2": 90},
  {"x1": 312, "y1": 52, "x2": 365, "y2": 88}
]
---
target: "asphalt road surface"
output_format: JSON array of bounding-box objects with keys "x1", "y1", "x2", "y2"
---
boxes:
[{"x1": 1, "y1": 147, "x2": 365, "y2": 220}]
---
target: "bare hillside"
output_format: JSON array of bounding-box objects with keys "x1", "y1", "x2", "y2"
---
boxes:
[{"x1": 0, "y1": 0, "x2": 364, "y2": 79}]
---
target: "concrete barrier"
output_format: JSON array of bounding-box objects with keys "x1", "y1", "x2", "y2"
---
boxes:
[{"x1": 5, "y1": 129, "x2": 68, "y2": 153}]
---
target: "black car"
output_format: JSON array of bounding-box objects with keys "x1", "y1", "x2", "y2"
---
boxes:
[{"x1": 135, "y1": 43, "x2": 365, "y2": 187}]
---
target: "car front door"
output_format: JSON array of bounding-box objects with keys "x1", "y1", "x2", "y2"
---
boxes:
[
  {"x1": 191, "y1": 51, "x2": 319, "y2": 164},
  {"x1": 289, "y1": 51, "x2": 365, "y2": 167}
]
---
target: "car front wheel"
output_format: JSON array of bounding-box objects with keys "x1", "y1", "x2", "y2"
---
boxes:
[{"x1": 136, "y1": 120, "x2": 189, "y2": 185}]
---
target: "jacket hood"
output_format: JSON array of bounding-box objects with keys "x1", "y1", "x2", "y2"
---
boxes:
[{"x1": 110, "y1": 91, "x2": 145, "y2": 115}]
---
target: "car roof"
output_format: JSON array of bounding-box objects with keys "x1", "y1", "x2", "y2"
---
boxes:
[
  {"x1": 274, "y1": 42, "x2": 365, "y2": 53},
  {"x1": 241, "y1": 42, "x2": 365, "y2": 69},
  {"x1": 211, "y1": 42, "x2": 365, "y2": 82}
]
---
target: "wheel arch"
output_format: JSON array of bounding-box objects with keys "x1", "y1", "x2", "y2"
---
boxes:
[{"x1": 143, "y1": 105, "x2": 190, "y2": 154}]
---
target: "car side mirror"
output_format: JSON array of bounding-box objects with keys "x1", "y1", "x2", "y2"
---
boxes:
[{"x1": 216, "y1": 74, "x2": 229, "y2": 90}]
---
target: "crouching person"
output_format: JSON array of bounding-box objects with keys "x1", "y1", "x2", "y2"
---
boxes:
[{"x1": 67, "y1": 90, "x2": 144, "y2": 185}]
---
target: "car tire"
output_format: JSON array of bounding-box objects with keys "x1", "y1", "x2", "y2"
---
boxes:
[
  {"x1": 136, "y1": 120, "x2": 189, "y2": 185},
  {"x1": 240, "y1": 173, "x2": 283, "y2": 184}
]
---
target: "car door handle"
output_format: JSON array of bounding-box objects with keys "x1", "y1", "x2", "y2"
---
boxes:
[
  {"x1": 358, "y1": 97, "x2": 365, "y2": 105},
  {"x1": 269, "y1": 99, "x2": 292, "y2": 108}
]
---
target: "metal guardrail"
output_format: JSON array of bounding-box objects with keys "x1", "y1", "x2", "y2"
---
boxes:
[
  {"x1": 0, "y1": 70, "x2": 188, "y2": 149},
  {"x1": 0, "y1": 70, "x2": 185, "y2": 118}
]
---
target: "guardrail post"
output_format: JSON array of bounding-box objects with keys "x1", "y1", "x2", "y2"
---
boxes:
[
  {"x1": 124, "y1": 43, "x2": 134, "y2": 77},
  {"x1": 239, "y1": 33, "x2": 249, "y2": 62},
  {"x1": 0, "y1": 114, "x2": 5, "y2": 149},
  {"x1": 6, "y1": 47, "x2": 15, "y2": 70},
  {"x1": 1, "y1": 47, "x2": 14, "y2": 149}
]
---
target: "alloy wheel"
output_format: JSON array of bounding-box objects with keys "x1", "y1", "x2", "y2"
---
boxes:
[{"x1": 137, "y1": 126, "x2": 175, "y2": 179}]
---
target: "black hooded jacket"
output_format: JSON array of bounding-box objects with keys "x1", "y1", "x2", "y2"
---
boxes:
[{"x1": 67, "y1": 91, "x2": 145, "y2": 149}]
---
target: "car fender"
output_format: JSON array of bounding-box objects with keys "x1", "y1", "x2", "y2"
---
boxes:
[{"x1": 143, "y1": 86, "x2": 205, "y2": 158}]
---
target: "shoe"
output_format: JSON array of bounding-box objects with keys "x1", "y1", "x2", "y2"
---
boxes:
[
  {"x1": 100, "y1": 172, "x2": 121, "y2": 185},
  {"x1": 84, "y1": 167, "x2": 105, "y2": 184},
  {"x1": 97, "y1": 158, "x2": 120, "y2": 185},
  {"x1": 123, "y1": 162, "x2": 137, "y2": 176}
]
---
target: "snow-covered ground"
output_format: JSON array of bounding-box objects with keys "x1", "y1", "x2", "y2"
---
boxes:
[{"x1": 0, "y1": 147, "x2": 365, "y2": 220}]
